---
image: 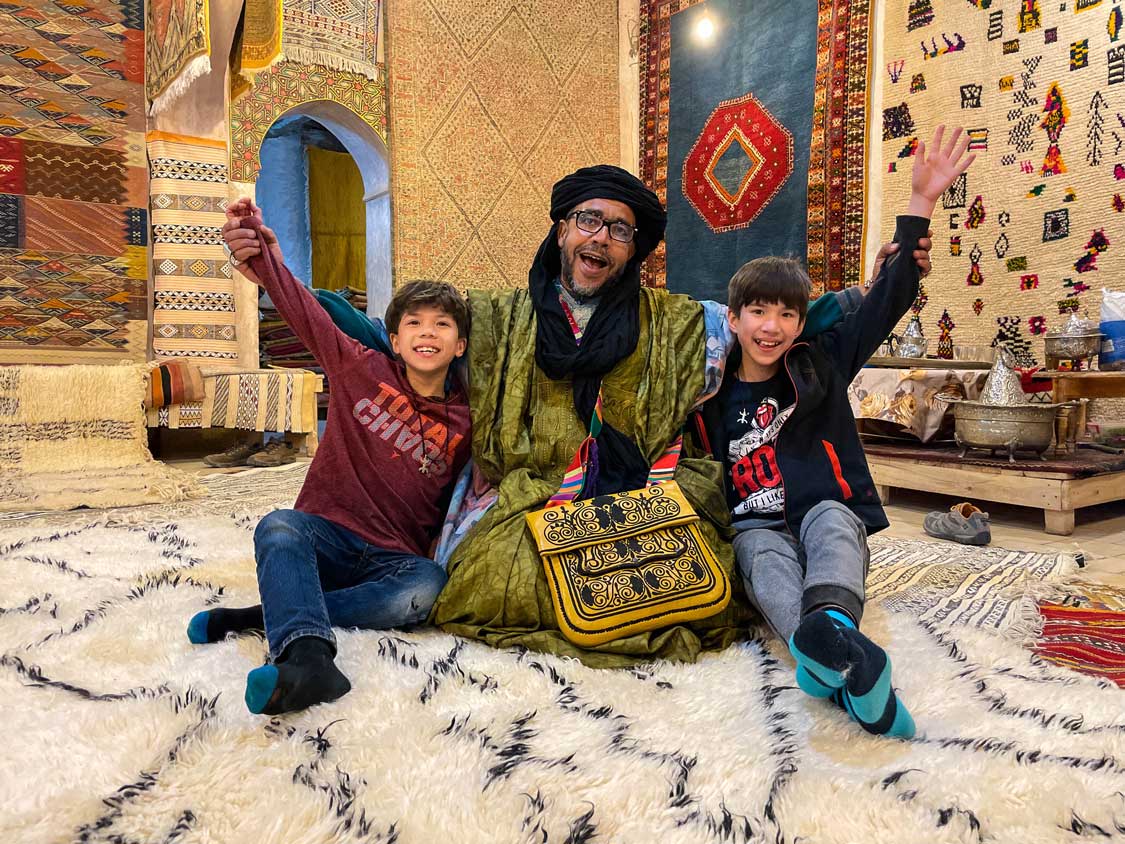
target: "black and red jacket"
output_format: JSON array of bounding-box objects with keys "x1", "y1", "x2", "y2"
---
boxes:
[{"x1": 695, "y1": 215, "x2": 929, "y2": 537}]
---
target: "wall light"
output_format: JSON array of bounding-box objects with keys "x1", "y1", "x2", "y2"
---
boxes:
[{"x1": 694, "y1": 14, "x2": 715, "y2": 43}]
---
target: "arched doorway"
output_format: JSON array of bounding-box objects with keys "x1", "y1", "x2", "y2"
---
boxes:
[{"x1": 254, "y1": 100, "x2": 392, "y2": 318}]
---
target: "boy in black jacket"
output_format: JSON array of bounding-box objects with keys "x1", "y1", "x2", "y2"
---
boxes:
[{"x1": 700, "y1": 126, "x2": 974, "y2": 739}]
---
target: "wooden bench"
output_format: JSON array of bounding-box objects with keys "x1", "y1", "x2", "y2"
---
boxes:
[{"x1": 864, "y1": 442, "x2": 1125, "y2": 535}]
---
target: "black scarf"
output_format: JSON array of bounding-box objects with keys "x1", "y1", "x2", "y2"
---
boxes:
[{"x1": 529, "y1": 165, "x2": 667, "y2": 497}]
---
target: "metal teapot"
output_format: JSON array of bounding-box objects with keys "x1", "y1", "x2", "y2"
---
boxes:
[
  {"x1": 878, "y1": 332, "x2": 899, "y2": 357},
  {"x1": 895, "y1": 315, "x2": 927, "y2": 358}
]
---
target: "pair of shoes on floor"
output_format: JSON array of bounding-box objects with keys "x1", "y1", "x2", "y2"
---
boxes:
[
  {"x1": 923, "y1": 502, "x2": 991, "y2": 545},
  {"x1": 203, "y1": 438, "x2": 298, "y2": 468}
]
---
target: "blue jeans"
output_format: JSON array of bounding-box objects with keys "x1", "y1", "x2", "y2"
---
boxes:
[{"x1": 254, "y1": 509, "x2": 447, "y2": 659}]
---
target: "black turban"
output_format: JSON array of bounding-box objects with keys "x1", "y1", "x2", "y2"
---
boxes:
[
  {"x1": 548, "y1": 164, "x2": 667, "y2": 263},
  {"x1": 528, "y1": 165, "x2": 669, "y2": 498}
]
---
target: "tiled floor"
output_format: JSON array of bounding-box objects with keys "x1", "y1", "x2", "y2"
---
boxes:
[
  {"x1": 882, "y1": 488, "x2": 1125, "y2": 588},
  {"x1": 164, "y1": 457, "x2": 1125, "y2": 587}
]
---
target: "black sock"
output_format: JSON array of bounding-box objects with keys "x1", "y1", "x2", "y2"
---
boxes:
[
  {"x1": 244, "y1": 636, "x2": 351, "y2": 715},
  {"x1": 788, "y1": 609, "x2": 854, "y2": 696},
  {"x1": 212, "y1": 605, "x2": 264, "y2": 637},
  {"x1": 186, "y1": 605, "x2": 264, "y2": 644}
]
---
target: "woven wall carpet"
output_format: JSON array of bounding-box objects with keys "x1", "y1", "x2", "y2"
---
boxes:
[
  {"x1": 0, "y1": 0, "x2": 148, "y2": 363},
  {"x1": 148, "y1": 132, "x2": 243, "y2": 364},
  {"x1": 640, "y1": 0, "x2": 873, "y2": 298},
  {"x1": 386, "y1": 0, "x2": 619, "y2": 290},
  {"x1": 879, "y1": 0, "x2": 1125, "y2": 364},
  {"x1": 146, "y1": 0, "x2": 209, "y2": 115}
]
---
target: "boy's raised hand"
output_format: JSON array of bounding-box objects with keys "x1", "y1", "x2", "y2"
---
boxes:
[
  {"x1": 222, "y1": 197, "x2": 283, "y2": 287},
  {"x1": 908, "y1": 125, "x2": 975, "y2": 218}
]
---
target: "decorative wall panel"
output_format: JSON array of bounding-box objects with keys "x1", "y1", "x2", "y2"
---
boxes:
[{"x1": 387, "y1": 0, "x2": 620, "y2": 289}]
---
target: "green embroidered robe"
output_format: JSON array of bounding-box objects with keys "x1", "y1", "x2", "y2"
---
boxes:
[{"x1": 430, "y1": 287, "x2": 755, "y2": 667}]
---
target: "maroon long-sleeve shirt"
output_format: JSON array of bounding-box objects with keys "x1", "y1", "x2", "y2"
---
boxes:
[{"x1": 246, "y1": 228, "x2": 471, "y2": 557}]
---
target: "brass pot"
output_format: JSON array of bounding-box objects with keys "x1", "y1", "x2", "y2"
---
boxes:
[{"x1": 950, "y1": 400, "x2": 1063, "y2": 463}]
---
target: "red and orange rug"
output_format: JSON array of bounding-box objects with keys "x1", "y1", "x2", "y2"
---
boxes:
[{"x1": 1037, "y1": 594, "x2": 1125, "y2": 688}]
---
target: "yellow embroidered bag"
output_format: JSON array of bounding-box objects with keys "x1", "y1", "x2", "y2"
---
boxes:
[{"x1": 525, "y1": 393, "x2": 730, "y2": 647}]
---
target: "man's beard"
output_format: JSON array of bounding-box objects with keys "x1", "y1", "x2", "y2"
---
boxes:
[{"x1": 560, "y1": 248, "x2": 623, "y2": 299}]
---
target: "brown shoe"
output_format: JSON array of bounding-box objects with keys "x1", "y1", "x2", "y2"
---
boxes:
[
  {"x1": 247, "y1": 439, "x2": 298, "y2": 467},
  {"x1": 203, "y1": 439, "x2": 260, "y2": 468}
]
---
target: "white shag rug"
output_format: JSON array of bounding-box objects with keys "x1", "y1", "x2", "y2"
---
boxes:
[{"x1": 3, "y1": 465, "x2": 1122, "y2": 844}]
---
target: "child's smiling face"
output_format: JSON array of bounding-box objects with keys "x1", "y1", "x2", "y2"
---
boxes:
[
  {"x1": 390, "y1": 305, "x2": 466, "y2": 381},
  {"x1": 727, "y1": 300, "x2": 805, "y2": 380}
]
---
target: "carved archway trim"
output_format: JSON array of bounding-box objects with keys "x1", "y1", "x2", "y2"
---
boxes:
[{"x1": 229, "y1": 59, "x2": 387, "y2": 183}]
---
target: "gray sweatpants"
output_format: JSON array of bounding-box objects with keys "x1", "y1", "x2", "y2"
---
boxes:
[{"x1": 732, "y1": 500, "x2": 869, "y2": 644}]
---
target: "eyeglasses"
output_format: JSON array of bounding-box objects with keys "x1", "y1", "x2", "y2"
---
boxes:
[{"x1": 566, "y1": 210, "x2": 637, "y2": 244}]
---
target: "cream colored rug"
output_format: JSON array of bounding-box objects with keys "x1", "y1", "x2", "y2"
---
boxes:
[
  {"x1": 2, "y1": 465, "x2": 1121, "y2": 844},
  {"x1": 0, "y1": 365, "x2": 202, "y2": 512}
]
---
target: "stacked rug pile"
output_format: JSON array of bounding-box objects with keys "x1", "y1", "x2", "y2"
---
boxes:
[
  {"x1": 3, "y1": 465, "x2": 1123, "y2": 843},
  {"x1": 0, "y1": 364, "x2": 202, "y2": 513},
  {"x1": 258, "y1": 286, "x2": 365, "y2": 410}
]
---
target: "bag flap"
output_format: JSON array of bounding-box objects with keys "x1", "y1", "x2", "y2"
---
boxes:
[{"x1": 526, "y1": 480, "x2": 698, "y2": 554}]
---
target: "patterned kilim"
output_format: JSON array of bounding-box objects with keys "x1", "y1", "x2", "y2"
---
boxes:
[
  {"x1": 148, "y1": 132, "x2": 240, "y2": 363},
  {"x1": 229, "y1": 60, "x2": 386, "y2": 183},
  {"x1": 1036, "y1": 603, "x2": 1125, "y2": 687},
  {"x1": 639, "y1": 0, "x2": 872, "y2": 295},
  {"x1": 0, "y1": 0, "x2": 148, "y2": 363},
  {"x1": 145, "y1": 368, "x2": 321, "y2": 434},
  {"x1": 387, "y1": 0, "x2": 619, "y2": 289},
  {"x1": 283, "y1": 0, "x2": 381, "y2": 77},
  {"x1": 238, "y1": 0, "x2": 283, "y2": 71},
  {"x1": 867, "y1": 536, "x2": 1076, "y2": 632},
  {"x1": 230, "y1": 0, "x2": 284, "y2": 101},
  {"x1": 146, "y1": 0, "x2": 210, "y2": 115},
  {"x1": 879, "y1": 0, "x2": 1125, "y2": 366}
]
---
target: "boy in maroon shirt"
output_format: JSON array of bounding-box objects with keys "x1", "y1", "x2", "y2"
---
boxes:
[{"x1": 187, "y1": 198, "x2": 472, "y2": 715}]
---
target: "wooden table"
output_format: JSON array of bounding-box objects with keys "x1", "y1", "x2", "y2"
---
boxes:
[
  {"x1": 1032, "y1": 370, "x2": 1125, "y2": 401},
  {"x1": 1031, "y1": 372, "x2": 1125, "y2": 444},
  {"x1": 866, "y1": 443, "x2": 1125, "y2": 535}
]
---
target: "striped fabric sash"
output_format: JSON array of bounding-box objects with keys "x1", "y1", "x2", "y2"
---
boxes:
[
  {"x1": 545, "y1": 291, "x2": 681, "y2": 507},
  {"x1": 546, "y1": 388, "x2": 683, "y2": 507}
]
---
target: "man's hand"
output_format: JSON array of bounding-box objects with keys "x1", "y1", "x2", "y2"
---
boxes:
[
  {"x1": 222, "y1": 197, "x2": 283, "y2": 287},
  {"x1": 866, "y1": 230, "x2": 933, "y2": 291}
]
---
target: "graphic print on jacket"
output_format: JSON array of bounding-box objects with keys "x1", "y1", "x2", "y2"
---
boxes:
[{"x1": 721, "y1": 374, "x2": 795, "y2": 516}]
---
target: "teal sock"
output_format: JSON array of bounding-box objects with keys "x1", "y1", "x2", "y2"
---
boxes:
[
  {"x1": 838, "y1": 627, "x2": 916, "y2": 739},
  {"x1": 795, "y1": 665, "x2": 837, "y2": 698},
  {"x1": 791, "y1": 610, "x2": 915, "y2": 739},
  {"x1": 824, "y1": 609, "x2": 856, "y2": 629},
  {"x1": 788, "y1": 609, "x2": 855, "y2": 696}
]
